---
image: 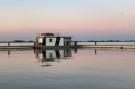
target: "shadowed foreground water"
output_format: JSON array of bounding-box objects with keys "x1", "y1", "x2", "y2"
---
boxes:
[{"x1": 0, "y1": 49, "x2": 135, "y2": 89}]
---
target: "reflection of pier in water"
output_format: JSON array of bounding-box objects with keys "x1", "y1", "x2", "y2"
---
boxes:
[
  {"x1": 34, "y1": 49, "x2": 72, "y2": 66},
  {"x1": 0, "y1": 48, "x2": 100, "y2": 58},
  {"x1": 2, "y1": 48, "x2": 134, "y2": 66}
]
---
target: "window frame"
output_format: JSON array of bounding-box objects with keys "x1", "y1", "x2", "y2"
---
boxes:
[{"x1": 49, "y1": 38, "x2": 53, "y2": 42}]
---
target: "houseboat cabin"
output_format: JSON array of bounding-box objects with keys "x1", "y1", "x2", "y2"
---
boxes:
[{"x1": 35, "y1": 33, "x2": 71, "y2": 49}]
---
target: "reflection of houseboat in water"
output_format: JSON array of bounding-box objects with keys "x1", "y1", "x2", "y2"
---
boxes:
[{"x1": 34, "y1": 49, "x2": 72, "y2": 66}]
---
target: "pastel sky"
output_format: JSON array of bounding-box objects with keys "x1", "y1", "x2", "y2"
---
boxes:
[{"x1": 0, "y1": 0, "x2": 135, "y2": 41}]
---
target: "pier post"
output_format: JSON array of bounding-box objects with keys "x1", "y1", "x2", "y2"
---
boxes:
[
  {"x1": 95, "y1": 41, "x2": 97, "y2": 46},
  {"x1": 74, "y1": 41, "x2": 78, "y2": 48},
  {"x1": 8, "y1": 42, "x2": 10, "y2": 47},
  {"x1": 34, "y1": 42, "x2": 36, "y2": 49}
]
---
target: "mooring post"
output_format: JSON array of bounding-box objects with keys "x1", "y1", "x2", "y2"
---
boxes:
[
  {"x1": 74, "y1": 41, "x2": 78, "y2": 48},
  {"x1": 95, "y1": 41, "x2": 97, "y2": 46},
  {"x1": 34, "y1": 42, "x2": 36, "y2": 49},
  {"x1": 8, "y1": 42, "x2": 10, "y2": 47}
]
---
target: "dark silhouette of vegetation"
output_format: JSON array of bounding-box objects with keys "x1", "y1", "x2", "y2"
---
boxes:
[
  {"x1": 13, "y1": 40, "x2": 26, "y2": 42},
  {"x1": 27, "y1": 40, "x2": 34, "y2": 42}
]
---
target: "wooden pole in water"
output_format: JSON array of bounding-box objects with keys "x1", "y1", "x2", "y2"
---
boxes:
[
  {"x1": 8, "y1": 42, "x2": 10, "y2": 47},
  {"x1": 95, "y1": 41, "x2": 97, "y2": 46},
  {"x1": 74, "y1": 41, "x2": 77, "y2": 48}
]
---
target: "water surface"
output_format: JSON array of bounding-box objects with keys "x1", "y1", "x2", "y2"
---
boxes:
[{"x1": 0, "y1": 49, "x2": 135, "y2": 89}]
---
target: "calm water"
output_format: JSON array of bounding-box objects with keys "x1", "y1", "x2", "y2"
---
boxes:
[{"x1": 0, "y1": 49, "x2": 135, "y2": 89}]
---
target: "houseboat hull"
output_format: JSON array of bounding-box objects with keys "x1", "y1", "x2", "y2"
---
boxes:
[{"x1": 34, "y1": 45, "x2": 71, "y2": 50}]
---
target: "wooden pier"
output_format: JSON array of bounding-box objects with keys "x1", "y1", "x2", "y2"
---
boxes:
[
  {"x1": 71, "y1": 41, "x2": 135, "y2": 49},
  {"x1": 1, "y1": 41, "x2": 135, "y2": 50},
  {"x1": 0, "y1": 42, "x2": 34, "y2": 50}
]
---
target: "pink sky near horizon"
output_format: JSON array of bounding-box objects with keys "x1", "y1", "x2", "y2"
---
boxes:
[
  {"x1": 1, "y1": 15, "x2": 135, "y2": 34},
  {"x1": 0, "y1": 0, "x2": 135, "y2": 40},
  {"x1": 0, "y1": 8, "x2": 135, "y2": 33}
]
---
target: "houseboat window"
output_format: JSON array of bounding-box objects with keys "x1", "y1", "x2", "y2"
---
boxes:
[
  {"x1": 49, "y1": 39, "x2": 52, "y2": 42},
  {"x1": 38, "y1": 37, "x2": 43, "y2": 43}
]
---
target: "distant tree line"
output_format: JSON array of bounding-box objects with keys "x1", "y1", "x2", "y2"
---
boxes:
[
  {"x1": 0, "y1": 40, "x2": 35, "y2": 43},
  {"x1": 87, "y1": 40, "x2": 135, "y2": 42},
  {"x1": 72, "y1": 40, "x2": 135, "y2": 42},
  {"x1": 13, "y1": 40, "x2": 34, "y2": 42}
]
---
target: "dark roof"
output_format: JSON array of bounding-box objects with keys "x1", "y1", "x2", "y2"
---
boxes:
[{"x1": 41, "y1": 33, "x2": 54, "y2": 36}]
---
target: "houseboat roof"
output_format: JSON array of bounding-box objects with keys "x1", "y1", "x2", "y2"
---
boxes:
[
  {"x1": 37, "y1": 33, "x2": 71, "y2": 38},
  {"x1": 41, "y1": 33, "x2": 54, "y2": 36},
  {"x1": 37, "y1": 36, "x2": 71, "y2": 38}
]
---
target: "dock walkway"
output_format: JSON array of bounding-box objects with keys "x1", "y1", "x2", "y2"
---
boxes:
[{"x1": 1, "y1": 41, "x2": 135, "y2": 49}]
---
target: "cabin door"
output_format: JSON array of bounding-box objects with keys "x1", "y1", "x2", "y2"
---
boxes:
[
  {"x1": 55, "y1": 37, "x2": 60, "y2": 46},
  {"x1": 42, "y1": 37, "x2": 46, "y2": 46}
]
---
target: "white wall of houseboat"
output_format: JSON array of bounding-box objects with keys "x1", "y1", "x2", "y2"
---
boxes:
[{"x1": 46, "y1": 38, "x2": 56, "y2": 46}]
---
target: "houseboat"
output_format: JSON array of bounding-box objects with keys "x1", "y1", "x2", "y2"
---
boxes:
[{"x1": 34, "y1": 33, "x2": 72, "y2": 49}]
